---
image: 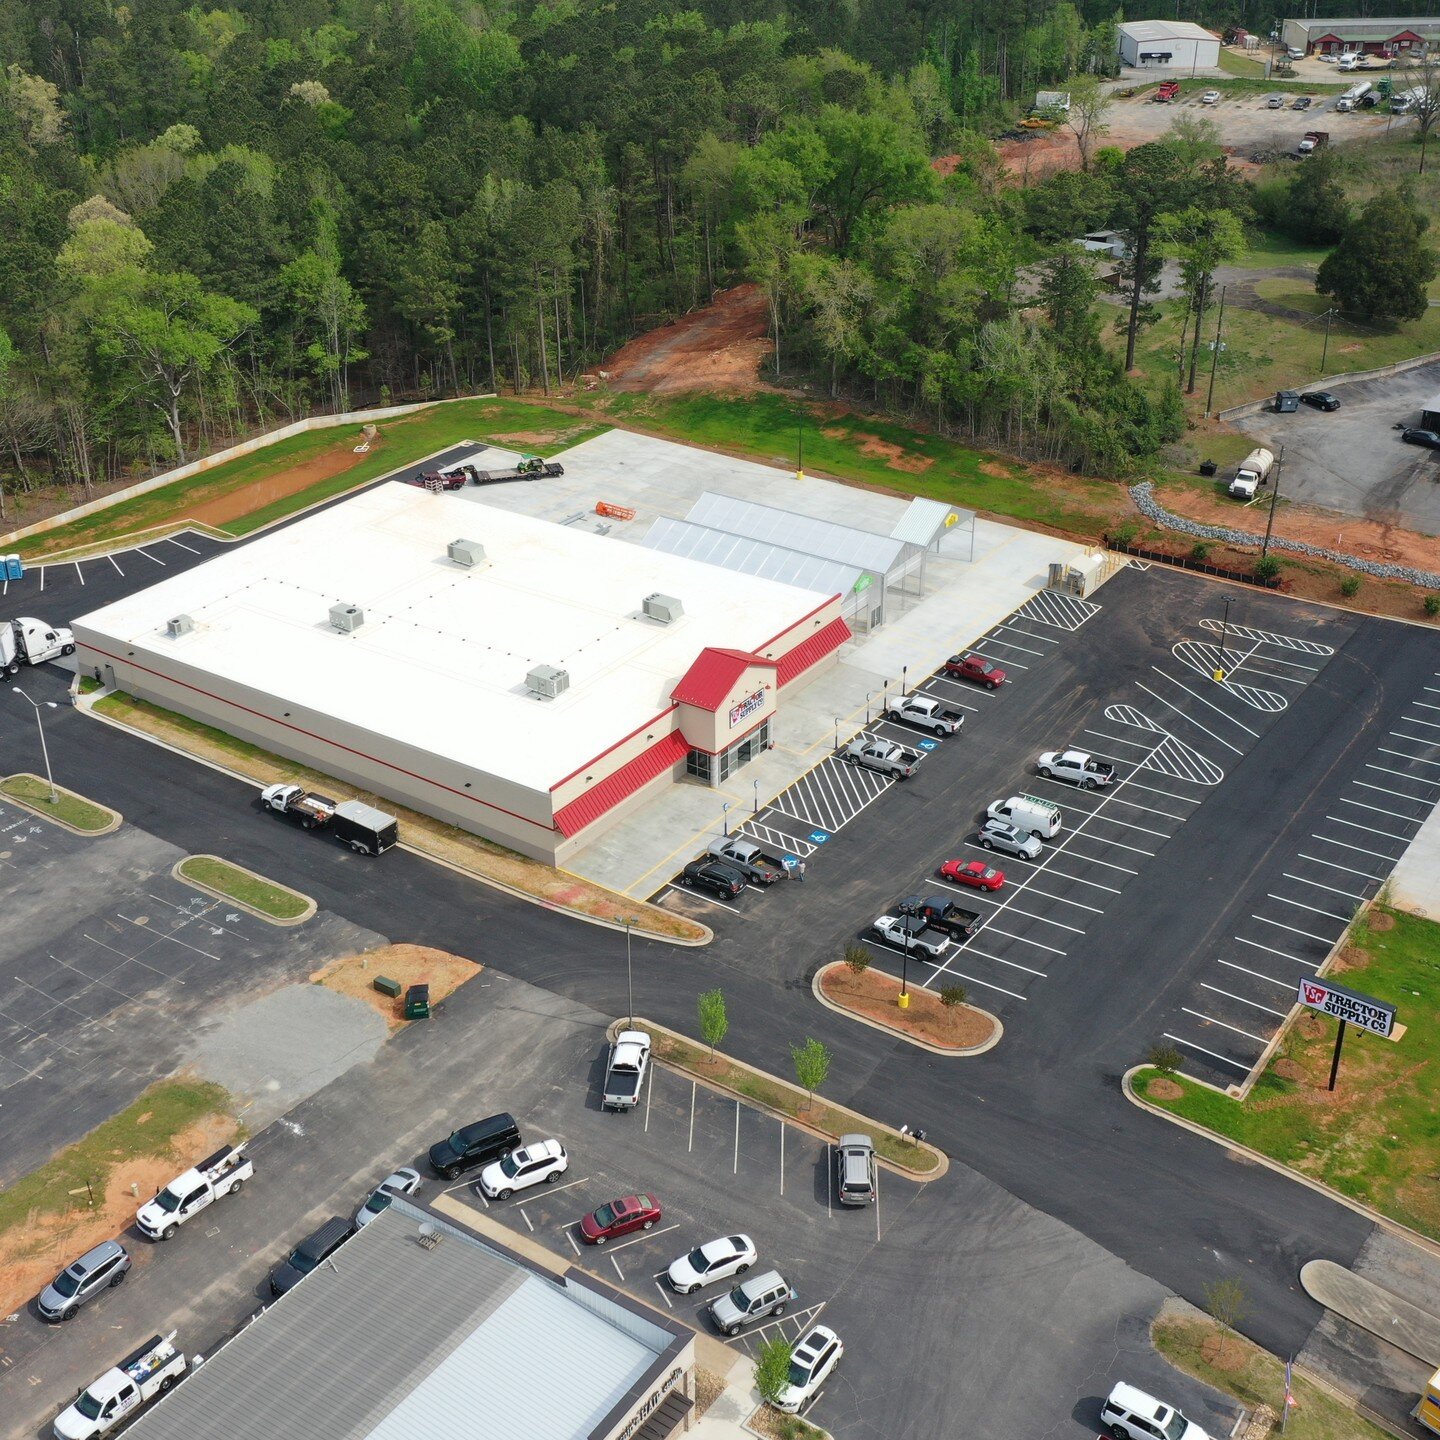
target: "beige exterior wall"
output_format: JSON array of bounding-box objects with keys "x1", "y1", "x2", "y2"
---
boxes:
[
  {"x1": 674, "y1": 661, "x2": 776, "y2": 754},
  {"x1": 549, "y1": 705, "x2": 680, "y2": 814},
  {"x1": 594, "y1": 1337, "x2": 696, "y2": 1440},
  {"x1": 756, "y1": 594, "x2": 844, "y2": 666}
]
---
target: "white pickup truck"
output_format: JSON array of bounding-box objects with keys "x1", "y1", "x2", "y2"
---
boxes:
[
  {"x1": 872, "y1": 914, "x2": 951, "y2": 960},
  {"x1": 603, "y1": 1030, "x2": 651, "y2": 1111},
  {"x1": 884, "y1": 693, "x2": 963, "y2": 736},
  {"x1": 1037, "y1": 749, "x2": 1116, "y2": 789},
  {"x1": 136, "y1": 1143, "x2": 252, "y2": 1240},
  {"x1": 53, "y1": 1334, "x2": 186, "y2": 1440},
  {"x1": 843, "y1": 737, "x2": 920, "y2": 779}
]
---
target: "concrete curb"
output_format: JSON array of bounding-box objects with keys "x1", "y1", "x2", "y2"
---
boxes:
[
  {"x1": 1216, "y1": 349, "x2": 1440, "y2": 422},
  {"x1": 616, "y1": 1017, "x2": 949, "y2": 1182},
  {"x1": 172, "y1": 856, "x2": 317, "y2": 927},
  {"x1": 77, "y1": 692, "x2": 710, "y2": 948},
  {"x1": 0, "y1": 773, "x2": 122, "y2": 836},
  {"x1": 1121, "y1": 1065, "x2": 1440, "y2": 1260},
  {"x1": 810, "y1": 963, "x2": 1003, "y2": 1057}
]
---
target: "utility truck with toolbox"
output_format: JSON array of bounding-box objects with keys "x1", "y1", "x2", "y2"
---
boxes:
[
  {"x1": 843, "y1": 737, "x2": 920, "y2": 779},
  {"x1": 603, "y1": 1030, "x2": 651, "y2": 1111},
  {"x1": 1037, "y1": 749, "x2": 1115, "y2": 789},
  {"x1": 884, "y1": 693, "x2": 963, "y2": 736},
  {"x1": 707, "y1": 837, "x2": 788, "y2": 885},
  {"x1": 1, "y1": 616, "x2": 75, "y2": 675},
  {"x1": 260, "y1": 783, "x2": 398, "y2": 855},
  {"x1": 53, "y1": 1334, "x2": 186, "y2": 1440},
  {"x1": 136, "y1": 1144, "x2": 251, "y2": 1240},
  {"x1": 1229, "y1": 447, "x2": 1274, "y2": 499}
]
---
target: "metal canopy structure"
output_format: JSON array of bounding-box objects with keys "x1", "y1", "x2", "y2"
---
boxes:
[
  {"x1": 687, "y1": 491, "x2": 911, "y2": 574},
  {"x1": 889, "y1": 496, "x2": 975, "y2": 563},
  {"x1": 643, "y1": 516, "x2": 866, "y2": 601}
]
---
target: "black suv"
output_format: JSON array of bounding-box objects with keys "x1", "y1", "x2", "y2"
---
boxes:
[
  {"x1": 270, "y1": 1217, "x2": 351, "y2": 1296},
  {"x1": 428, "y1": 1112, "x2": 521, "y2": 1179},
  {"x1": 680, "y1": 858, "x2": 746, "y2": 901}
]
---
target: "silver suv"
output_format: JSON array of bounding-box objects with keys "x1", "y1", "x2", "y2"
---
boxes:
[
  {"x1": 978, "y1": 818, "x2": 1043, "y2": 860},
  {"x1": 709, "y1": 1269, "x2": 794, "y2": 1336},
  {"x1": 836, "y1": 1134, "x2": 876, "y2": 1206},
  {"x1": 37, "y1": 1240, "x2": 130, "y2": 1321}
]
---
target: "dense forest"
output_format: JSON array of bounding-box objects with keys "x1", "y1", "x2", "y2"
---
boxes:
[{"x1": 0, "y1": 0, "x2": 1403, "y2": 505}]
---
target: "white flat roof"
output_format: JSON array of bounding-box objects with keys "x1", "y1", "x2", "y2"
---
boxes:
[
  {"x1": 1120, "y1": 19, "x2": 1217, "y2": 42},
  {"x1": 75, "y1": 485, "x2": 831, "y2": 794}
]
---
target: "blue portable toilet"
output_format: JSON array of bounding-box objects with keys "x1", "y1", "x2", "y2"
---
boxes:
[{"x1": 4, "y1": 555, "x2": 21, "y2": 580}]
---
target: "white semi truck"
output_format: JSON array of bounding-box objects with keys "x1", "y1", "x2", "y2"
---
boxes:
[
  {"x1": 136, "y1": 1143, "x2": 252, "y2": 1240},
  {"x1": 1229, "y1": 447, "x2": 1275, "y2": 500},
  {"x1": 53, "y1": 1334, "x2": 186, "y2": 1440},
  {"x1": 0, "y1": 616, "x2": 75, "y2": 676}
]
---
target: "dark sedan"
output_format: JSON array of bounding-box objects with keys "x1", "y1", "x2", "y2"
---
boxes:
[
  {"x1": 1301, "y1": 390, "x2": 1340, "y2": 411},
  {"x1": 1401, "y1": 427, "x2": 1440, "y2": 450},
  {"x1": 1292, "y1": 95, "x2": 1313, "y2": 110}
]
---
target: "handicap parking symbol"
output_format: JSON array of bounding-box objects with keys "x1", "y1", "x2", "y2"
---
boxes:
[
  {"x1": 918, "y1": 739, "x2": 938, "y2": 751},
  {"x1": 808, "y1": 830, "x2": 831, "y2": 844}
]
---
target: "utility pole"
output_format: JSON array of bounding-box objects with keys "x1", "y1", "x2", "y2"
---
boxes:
[
  {"x1": 1205, "y1": 284, "x2": 1227, "y2": 418},
  {"x1": 1319, "y1": 307, "x2": 1335, "y2": 373},
  {"x1": 1262, "y1": 444, "x2": 1284, "y2": 559}
]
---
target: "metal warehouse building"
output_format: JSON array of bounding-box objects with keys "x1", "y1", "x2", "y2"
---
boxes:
[
  {"x1": 125, "y1": 1200, "x2": 696, "y2": 1440},
  {"x1": 1118, "y1": 19, "x2": 1221, "y2": 68},
  {"x1": 1282, "y1": 14, "x2": 1440, "y2": 55},
  {"x1": 73, "y1": 484, "x2": 849, "y2": 865}
]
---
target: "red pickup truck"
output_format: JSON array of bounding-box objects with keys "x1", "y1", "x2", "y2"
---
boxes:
[{"x1": 944, "y1": 653, "x2": 1007, "y2": 689}]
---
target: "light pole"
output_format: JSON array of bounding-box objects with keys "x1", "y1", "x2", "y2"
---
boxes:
[
  {"x1": 752, "y1": 778, "x2": 759, "y2": 814},
  {"x1": 14, "y1": 687, "x2": 59, "y2": 802},
  {"x1": 624, "y1": 918, "x2": 635, "y2": 1029},
  {"x1": 899, "y1": 927, "x2": 911, "y2": 1009},
  {"x1": 1214, "y1": 597, "x2": 1232, "y2": 682},
  {"x1": 722, "y1": 801, "x2": 731, "y2": 837},
  {"x1": 1262, "y1": 444, "x2": 1284, "y2": 560},
  {"x1": 834, "y1": 716, "x2": 840, "y2": 753},
  {"x1": 1319, "y1": 308, "x2": 1336, "y2": 373}
]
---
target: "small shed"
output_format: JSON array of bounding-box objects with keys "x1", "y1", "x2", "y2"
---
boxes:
[
  {"x1": 1035, "y1": 90, "x2": 1072, "y2": 113},
  {"x1": 1420, "y1": 390, "x2": 1440, "y2": 432}
]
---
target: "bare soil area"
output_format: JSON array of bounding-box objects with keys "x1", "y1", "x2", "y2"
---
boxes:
[
  {"x1": 601, "y1": 285, "x2": 772, "y2": 394},
  {"x1": 819, "y1": 964, "x2": 996, "y2": 1051},
  {"x1": 182, "y1": 438, "x2": 379, "y2": 526},
  {"x1": 310, "y1": 944, "x2": 480, "y2": 1030}
]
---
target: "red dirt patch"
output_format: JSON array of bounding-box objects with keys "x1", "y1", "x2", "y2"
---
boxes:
[
  {"x1": 819, "y1": 964, "x2": 996, "y2": 1050},
  {"x1": 1149, "y1": 1076, "x2": 1184, "y2": 1101},
  {"x1": 182, "y1": 439, "x2": 379, "y2": 527},
  {"x1": 601, "y1": 285, "x2": 773, "y2": 394},
  {"x1": 855, "y1": 434, "x2": 934, "y2": 473},
  {"x1": 1367, "y1": 911, "x2": 1396, "y2": 932},
  {"x1": 1273, "y1": 1058, "x2": 1308, "y2": 1082},
  {"x1": 1200, "y1": 1332, "x2": 1248, "y2": 1373}
]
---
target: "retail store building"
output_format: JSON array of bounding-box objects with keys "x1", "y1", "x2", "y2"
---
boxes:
[{"x1": 1281, "y1": 15, "x2": 1440, "y2": 55}]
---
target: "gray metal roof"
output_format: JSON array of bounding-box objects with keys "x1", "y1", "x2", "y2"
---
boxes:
[
  {"x1": 889, "y1": 497, "x2": 971, "y2": 548},
  {"x1": 643, "y1": 516, "x2": 863, "y2": 596},
  {"x1": 686, "y1": 492, "x2": 912, "y2": 578},
  {"x1": 1288, "y1": 15, "x2": 1440, "y2": 35},
  {"x1": 126, "y1": 1203, "x2": 673, "y2": 1440}
]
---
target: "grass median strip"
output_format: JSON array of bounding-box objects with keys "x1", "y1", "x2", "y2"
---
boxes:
[
  {"x1": 178, "y1": 854, "x2": 311, "y2": 920},
  {"x1": 1136, "y1": 905, "x2": 1440, "y2": 1240},
  {"x1": 1, "y1": 773, "x2": 118, "y2": 832}
]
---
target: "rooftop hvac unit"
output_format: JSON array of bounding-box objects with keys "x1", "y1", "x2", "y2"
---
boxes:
[
  {"x1": 330, "y1": 603, "x2": 364, "y2": 633},
  {"x1": 642, "y1": 592, "x2": 684, "y2": 625},
  {"x1": 526, "y1": 664, "x2": 570, "y2": 700},
  {"x1": 448, "y1": 538, "x2": 486, "y2": 567},
  {"x1": 166, "y1": 614, "x2": 194, "y2": 638}
]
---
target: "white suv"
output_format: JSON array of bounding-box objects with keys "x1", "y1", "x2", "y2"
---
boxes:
[
  {"x1": 1101, "y1": 1382, "x2": 1209, "y2": 1440},
  {"x1": 477, "y1": 1139, "x2": 568, "y2": 1199},
  {"x1": 774, "y1": 1325, "x2": 843, "y2": 1413}
]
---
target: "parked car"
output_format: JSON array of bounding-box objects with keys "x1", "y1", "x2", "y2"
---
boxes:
[
  {"x1": 871, "y1": 913, "x2": 950, "y2": 960},
  {"x1": 680, "y1": 857, "x2": 746, "y2": 901},
  {"x1": 1292, "y1": 95, "x2": 1313, "y2": 109},
  {"x1": 37, "y1": 1241, "x2": 130, "y2": 1322},
  {"x1": 774, "y1": 1325, "x2": 844, "y2": 1414},
  {"x1": 884, "y1": 692, "x2": 963, "y2": 736},
  {"x1": 353, "y1": 1167, "x2": 422, "y2": 1229},
  {"x1": 1037, "y1": 748, "x2": 1115, "y2": 789},
  {"x1": 667, "y1": 1234, "x2": 757, "y2": 1294},
  {"x1": 940, "y1": 858, "x2": 1005, "y2": 891},
  {"x1": 944, "y1": 653, "x2": 1007, "y2": 689},
  {"x1": 1301, "y1": 390, "x2": 1340, "y2": 411},
  {"x1": 270, "y1": 1217, "x2": 351, "y2": 1296},
  {"x1": 1402, "y1": 427, "x2": 1440, "y2": 450},
  {"x1": 978, "y1": 818, "x2": 1044, "y2": 860},
  {"x1": 428, "y1": 1112, "x2": 522, "y2": 1179},
  {"x1": 1200, "y1": 89, "x2": 1220, "y2": 104},
  {"x1": 835, "y1": 1134, "x2": 876, "y2": 1206},
  {"x1": 1101, "y1": 1381, "x2": 1209, "y2": 1439},
  {"x1": 580, "y1": 1194, "x2": 662, "y2": 1244},
  {"x1": 709, "y1": 1269, "x2": 795, "y2": 1336},
  {"x1": 1266, "y1": 93, "x2": 1285, "y2": 107},
  {"x1": 477, "y1": 1139, "x2": 568, "y2": 1199}
]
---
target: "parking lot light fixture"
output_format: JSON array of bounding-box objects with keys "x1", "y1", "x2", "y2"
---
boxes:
[
  {"x1": 13, "y1": 687, "x2": 60, "y2": 803},
  {"x1": 753, "y1": 778, "x2": 759, "y2": 814},
  {"x1": 898, "y1": 931, "x2": 911, "y2": 1010},
  {"x1": 722, "y1": 801, "x2": 731, "y2": 837},
  {"x1": 1214, "y1": 597, "x2": 1232, "y2": 682},
  {"x1": 865, "y1": 691, "x2": 874, "y2": 724},
  {"x1": 624, "y1": 918, "x2": 635, "y2": 1029}
]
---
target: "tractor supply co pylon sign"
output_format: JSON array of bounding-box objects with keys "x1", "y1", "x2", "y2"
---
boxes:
[{"x1": 1296, "y1": 977, "x2": 1396, "y2": 1038}]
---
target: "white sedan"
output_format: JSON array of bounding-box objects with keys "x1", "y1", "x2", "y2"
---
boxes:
[
  {"x1": 667, "y1": 1234, "x2": 757, "y2": 1294},
  {"x1": 775, "y1": 1325, "x2": 844, "y2": 1413},
  {"x1": 1201, "y1": 89, "x2": 1221, "y2": 104},
  {"x1": 354, "y1": 1167, "x2": 422, "y2": 1228},
  {"x1": 476, "y1": 1138, "x2": 568, "y2": 1199}
]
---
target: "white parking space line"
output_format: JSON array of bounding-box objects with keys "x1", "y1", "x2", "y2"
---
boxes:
[
  {"x1": 1363, "y1": 762, "x2": 1440, "y2": 790},
  {"x1": 916, "y1": 679, "x2": 983, "y2": 710},
  {"x1": 993, "y1": 621, "x2": 1059, "y2": 645},
  {"x1": 1391, "y1": 730, "x2": 1440, "y2": 748},
  {"x1": 1106, "y1": 793, "x2": 1188, "y2": 822},
  {"x1": 1025, "y1": 886, "x2": 1104, "y2": 913},
  {"x1": 964, "y1": 646, "x2": 1029, "y2": 669},
  {"x1": 1034, "y1": 865, "x2": 1123, "y2": 894},
  {"x1": 1268, "y1": 894, "x2": 1353, "y2": 924},
  {"x1": 1000, "y1": 905, "x2": 1086, "y2": 933},
  {"x1": 611, "y1": 1257, "x2": 625, "y2": 1281},
  {"x1": 1086, "y1": 811, "x2": 1171, "y2": 840},
  {"x1": 1350, "y1": 780, "x2": 1432, "y2": 809},
  {"x1": 977, "y1": 634, "x2": 1044, "y2": 656},
  {"x1": 923, "y1": 964, "x2": 1028, "y2": 1000},
  {"x1": 1235, "y1": 935, "x2": 1318, "y2": 968},
  {"x1": 167, "y1": 537, "x2": 201, "y2": 554},
  {"x1": 1142, "y1": 674, "x2": 1252, "y2": 747},
  {"x1": 1123, "y1": 779, "x2": 1203, "y2": 804},
  {"x1": 1219, "y1": 957, "x2": 1294, "y2": 990},
  {"x1": 1197, "y1": 617, "x2": 1333, "y2": 656},
  {"x1": 1064, "y1": 837, "x2": 1148, "y2": 864},
  {"x1": 1416, "y1": 701, "x2": 1440, "y2": 713},
  {"x1": 983, "y1": 927, "x2": 1066, "y2": 956},
  {"x1": 564, "y1": 1229, "x2": 581, "y2": 1256},
  {"x1": 596, "y1": 1223, "x2": 682, "y2": 1255},
  {"x1": 1166, "y1": 1033, "x2": 1251, "y2": 1071},
  {"x1": 1297, "y1": 852, "x2": 1385, "y2": 882},
  {"x1": 653, "y1": 1280, "x2": 674, "y2": 1309},
  {"x1": 1340, "y1": 796, "x2": 1425, "y2": 823},
  {"x1": 106, "y1": 553, "x2": 124, "y2": 574},
  {"x1": 1202, "y1": 984, "x2": 1290, "y2": 1019},
  {"x1": 945, "y1": 944, "x2": 1049, "y2": 978},
  {"x1": 74, "y1": 562, "x2": 84, "y2": 585},
  {"x1": 1181, "y1": 1007, "x2": 1270, "y2": 1045},
  {"x1": 1314, "y1": 833, "x2": 1409, "y2": 863},
  {"x1": 770, "y1": 805, "x2": 831, "y2": 835},
  {"x1": 1401, "y1": 715, "x2": 1440, "y2": 731},
  {"x1": 1253, "y1": 914, "x2": 1340, "y2": 945},
  {"x1": 1082, "y1": 729, "x2": 1158, "y2": 752},
  {"x1": 136, "y1": 546, "x2": 165, "y2": 565},
  {"x1": 662, "y1": 883, "x2": 741, "y2": 914},
  {"x1": 1378, "y1": 746, "x2": 1440, "y2": 769},
  {"x1": 1282, "y1": 873, "x2": 1365, "y2": 902}
]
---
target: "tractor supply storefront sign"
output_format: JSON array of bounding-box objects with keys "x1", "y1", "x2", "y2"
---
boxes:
[
  {"x1": 1297, "y1": 977, "x2": 1396, "y2": 1038},
  {"x1": 729, "y1": 688, "x2": 766, "y2": 729}
]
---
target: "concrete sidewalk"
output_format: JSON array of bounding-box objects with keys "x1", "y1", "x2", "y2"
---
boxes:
[
  {"x1": 1301, "y1": 1258, "x2": 1440, "y2": 1367},
  {"x1": 1388, "y1": 802, "x2": 1440, "y2": 921}
]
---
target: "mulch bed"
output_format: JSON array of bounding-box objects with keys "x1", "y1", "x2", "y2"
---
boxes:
[{"x1": 820, "y1": 965, "x2": 996, "y2": 1050}]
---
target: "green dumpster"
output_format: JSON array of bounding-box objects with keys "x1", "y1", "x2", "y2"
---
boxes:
[{"x1": 404, "y1": 983, "x2": 431, "y2": 1020}]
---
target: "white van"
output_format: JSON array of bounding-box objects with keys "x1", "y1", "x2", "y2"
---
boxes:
[
  {"x1": 986, "y1": 794, "x2": 1061, "y2": 839},
  {"x1": 1100, "y1": 1381, "x2": 1209, "y2": 1439}
]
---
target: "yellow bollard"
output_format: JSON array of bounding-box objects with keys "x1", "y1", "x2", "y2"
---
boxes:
[{"x1": 897, "y1": 991, "x2": 910, "y2": 1010}]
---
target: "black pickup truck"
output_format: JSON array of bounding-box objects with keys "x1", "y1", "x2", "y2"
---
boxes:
[{"x1": 897, "y1": 894, "x2": 984, "y2": 941}]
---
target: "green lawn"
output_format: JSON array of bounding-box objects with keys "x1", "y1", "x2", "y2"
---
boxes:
[
  {"x1": 0, "y1": 1078, "x2": 235, "y2": 1246},
  {"x1": 178, "y1": 855, "x2": 311, "y2": 920},
  {"x1": 1136, "y1": 906, "x2": 1440, "y2": 1238},
  {"x1": 1237, "y1": 234, "x2": 1330, "y2": 271},
  {"x1": 1197, "y1": 74, "x2": 1346, "y2": 97},
  {"x1": 1216, "y1": 47, "x2": 1267, "y2": 78},
  {"x1": 1, "y1": 773, "x2": 117, "y2": 831},
  {"x1": 18, "y1": 399, "x2": 609, "y2": 559}
]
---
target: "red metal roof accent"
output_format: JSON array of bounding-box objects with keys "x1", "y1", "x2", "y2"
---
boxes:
[
  {"x1": 776, "y1": 616, "x2": 851, "y2": 687},
  {"x1": 671, "y1": 647, "x2": 775, "y2": 711},
  {"x1": 553, "y1": 731, "x2": 689, "y2": 837}
]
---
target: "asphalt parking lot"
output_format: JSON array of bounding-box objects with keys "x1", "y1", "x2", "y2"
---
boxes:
[{"x1": 1233, "y1": 359, "x2": 1440, "y2": 531}]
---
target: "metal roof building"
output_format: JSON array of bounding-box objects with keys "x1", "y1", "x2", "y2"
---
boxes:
[
  {"x1": 1118, "y1": 19, "x2": 1221, "y2": 67},
  {"x1": 1282, "y1": 15, "x2": 1440, "y2": 53},
  {"x1": 125, "y1": 1199, "x2": 695, "y2": 1440}
]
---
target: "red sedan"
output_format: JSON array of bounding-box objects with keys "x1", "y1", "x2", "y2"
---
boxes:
[
  {"x1": 940, "y1": 858, "x2": 1005, "y2": 891},
  {"x1": 580, "y1": 1194, "x2": 662, "y2": 1244},
  {"x1": 945, "y1": 654, "x2": 1006, "y2": 689}
]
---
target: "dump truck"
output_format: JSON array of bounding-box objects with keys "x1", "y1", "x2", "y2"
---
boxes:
[
  {"x1": 1153, "y1": 80, "x2": 1180, "y2": 102},
  {"x1": 260, "y1": 783, "x2": 399, "y2": 855},
  {"x1": 136, "y1": 1144, "x2": 252, "y2": 1240},
  {"x1": 1229, "y1": 447, "x2": 1275, "y2": 500},
  {"x1": 0, "y1": 616, "x2": 75, "y2": 676},
  {"x1": 53, "y1": 1334, "x2": 187, "y2": 1440},
  {"x1": 603, "y1": 1030, "x2": 651, "y2": 1111},
  {"x1": 1296, "y1": 129, "x2": 1329, "y2": 155}
]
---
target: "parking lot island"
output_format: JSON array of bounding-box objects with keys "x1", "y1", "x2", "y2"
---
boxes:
[
  {"x1": 174, "y1": 854, "x2": 315, "y2": 924},
  {"x1": 1, "y1": 772, "x2": 120, "y2": 834},
  {"x1": 813, "y1": 962, "x2": 1001, "y2": 1056},
  {"x1": 622, "y1": 1018, "x2": 945, "y2": 1177}
]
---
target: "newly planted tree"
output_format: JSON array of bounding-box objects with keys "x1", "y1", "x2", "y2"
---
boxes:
[
  {"x1": 791, "y1": 1037, "x2": 832, "y2": 1111},
  {"x1": 698, "y1": 988, "x2": 728, "y2": 1059}
]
